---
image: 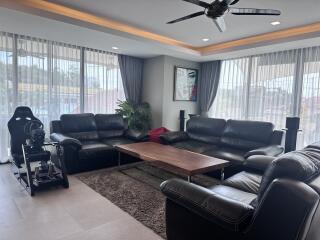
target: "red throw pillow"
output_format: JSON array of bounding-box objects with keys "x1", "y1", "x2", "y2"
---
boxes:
[{"x1": 148, "y1": 127, "x2": 170, "y2": 143}]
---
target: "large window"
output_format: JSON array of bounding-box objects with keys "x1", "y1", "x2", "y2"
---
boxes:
[
  {"x1": 84, "y1": 49, "x2": 125, "y2": 113},
  {"x1": 210, "y1": 47, "x2": 320, "y2": 147},
  {"x1": 0, "y1": 31, "x2": 124, "y2": 161}
]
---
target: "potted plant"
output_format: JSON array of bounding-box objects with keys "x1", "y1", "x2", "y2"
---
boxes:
[{"x1": 116, "y1": 100, "x2": 151, "y2": 133}]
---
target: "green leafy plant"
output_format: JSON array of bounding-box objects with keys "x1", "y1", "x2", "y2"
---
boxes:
[{"x1": 116, "y1": 100, "x2": 151, "y2": 132}]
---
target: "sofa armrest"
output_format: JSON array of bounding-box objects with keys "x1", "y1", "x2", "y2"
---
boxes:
[
  {"x1": 160, "y1": 179, "x2": 254, "y2": 232},
  {"x1": 245, "y1": 145, "x2": 284, "y2": 158},
  {"x1": 125, "y1": 129, "x2": 148, "y2": 141},
  {"x1": 50, "y1": 133, "x2": 82, "y2": 147},
  {"x1": 244, "y1": 155, "x2": 276, "y2": 173},
  {"x1": 160, "y1": 131, "x2": 189, "y2": 144}
]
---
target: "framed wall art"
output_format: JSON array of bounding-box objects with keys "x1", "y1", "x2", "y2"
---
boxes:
[{"x1": 173, "y1": 66, "x2": 198, "y2": 101}]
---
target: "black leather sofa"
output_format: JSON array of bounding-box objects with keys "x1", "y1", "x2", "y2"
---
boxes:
[
  {"x1": 160, "y1": 117, "x2": 285, "y2": 175},
  {"x1": 50, "y1": 113, "x2": 146, "y2": 174},
  {"x1": 161, "y1": 143, "x2": 320, "y2": 240}
]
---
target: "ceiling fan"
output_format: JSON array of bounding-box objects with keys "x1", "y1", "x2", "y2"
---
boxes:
[{"x1": 167, "y1": 0, "x2": 281, "y2": 32}]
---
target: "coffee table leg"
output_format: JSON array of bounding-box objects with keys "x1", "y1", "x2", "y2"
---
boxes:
[
  {"x1": 221, "y1": 168, "x2": 225, "y2": 181},
  {"x1": 118, "y1": 152, "x2": 121, "y2": 167}
]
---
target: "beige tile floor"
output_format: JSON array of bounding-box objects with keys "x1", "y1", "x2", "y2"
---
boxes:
[{"x1": 0, "y1": 164, "x2": 163, "y2": 240}]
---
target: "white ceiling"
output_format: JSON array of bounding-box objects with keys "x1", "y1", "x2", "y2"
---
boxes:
[{"x1": 48, "y1": 0, "x2": 320, "y2": 47}]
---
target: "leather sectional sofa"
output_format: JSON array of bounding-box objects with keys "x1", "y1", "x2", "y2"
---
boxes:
[
  {"x1": 160, "y1": 117, "x2": 285, "y2": 175},
  {"x1": 50, "y1": 113, "x2": 146, "y2": 174},
  {"x1": 161, "y1": 142, "x2": 320, "y2": 240}
]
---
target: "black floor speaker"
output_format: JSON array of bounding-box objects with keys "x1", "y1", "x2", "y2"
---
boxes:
[
  {"x1": 285, "y1": 117, "x2": 300, "y2": 153},
  {"x1": 179, "y1": 110, "x2": 186, "y2": 131}
]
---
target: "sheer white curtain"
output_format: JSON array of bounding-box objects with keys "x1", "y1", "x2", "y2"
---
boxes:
[
  {"x1": 210, "y1": 57, "x2": 250, "y2": 119},
  {"x1": 210, "y1": 46, "x2": 320, "y2": 147},
  {"x1": 16, "y1": 37, "x2": 81, "y2": 133},
  {"x1": 0, "y1": 31, "x2": 125, "y2": 162},
  {"x1": 84, "y1": 49, "x2": 125, "y2": 113},
  {"x1": 16, "y1": 35, "x2": 50, "y2": 130},
  {"x1": 247, "y1": 50, "x2": 298, "y2": 128},
  {"x1": 0, "y1": 32, "x2": 13, "y2": 162},
  {"x1": 299, "y1": 47, "x2": 320, "y2": 146},
  {"x1": 51, "y1": 42, "x2": 81, "y2": 120}
]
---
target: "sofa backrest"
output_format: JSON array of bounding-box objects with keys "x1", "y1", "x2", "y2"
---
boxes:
[
  {"x1": 220, "y1": 120, "x2": 274, "y2": 150},
  {"x1": 94, "y1": 114, "x2": 125, "y2": 139},
  {"x1": 60, "y1": 113, "x2": 99, "y2": 141},
  {"x1": 186, "y1": 117, "x2": 226, "y2": 145},
  {"x1": 257, "y1": 143, "x2": 320, "y2": 203},
  {"x1": 50, "y1": 120, "x2": 62, "y2": 134}
]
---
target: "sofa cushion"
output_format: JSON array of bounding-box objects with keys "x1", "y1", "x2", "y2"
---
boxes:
[
  {"x1": 60, "y1": 113, "x2": 99, "y2": 141},
  {"x1": 94, "y1": 114, "x2": 125, "y2": 139},
  {"x1": 209, "y1": 185, "x2": 257, "y2": 205},
  {"x1": 79, "y1": 141, "x2": 113, "y2": 160},
  {"x1": 187, "y1": 117, "x2": 226, "y2": 144},
  {"x1": 204, "y1": 147, "x2": 247, "y2": 165},
  {"x1": 172, "y1": 140, "x2": 216, "y2": 154},
  {"x1": 224, "y1": 171, "x2": 262, "y2": 194},
  {"x1": 102, "y1": 137, "x2": 135, "y2": 147},
  {"x1": 220, "y1": 120, "x2": 274, "y2": 151}
]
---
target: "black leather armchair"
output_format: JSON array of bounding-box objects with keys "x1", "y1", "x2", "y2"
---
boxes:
[
  {"x1": 161, "y1": 143, "x2": 320, "y2": 240},
  {"x1": 50, "y1": 113, "x2": 147, "y2": 174}
]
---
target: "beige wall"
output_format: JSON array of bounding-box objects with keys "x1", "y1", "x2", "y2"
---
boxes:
[
  {"x1": 142, "y1": 56, "x2": 165, "y2": 128},
  {"x1": 143, "y1": 56, "x2": 200, "y2": 131}
]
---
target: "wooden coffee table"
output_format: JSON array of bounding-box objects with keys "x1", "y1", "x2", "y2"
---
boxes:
[{"x1": 115, "y1": 142, "x2": 229, "y2": 182}]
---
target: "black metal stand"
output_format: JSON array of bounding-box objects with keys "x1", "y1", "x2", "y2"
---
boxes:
[{"x1": 11, "y1": 142, "x2": 69, "y2": 196}]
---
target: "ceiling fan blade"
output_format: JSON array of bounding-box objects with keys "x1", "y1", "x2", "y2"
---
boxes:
[
  {"x1": 182, "y1": 0, "x2": 211, "y2": 8},
  {"x1": 167, "y1": 11, "x2": 205, "y2": 24},
  {"x1": 229, "y1": 0, "x2": 240, "y2": 5},
  {"x1": 230, "y1": 8, "x2": 281, "y2": 16},
  {"x1": 213, "y1": 16, "x2": 226, "y2": 32}
]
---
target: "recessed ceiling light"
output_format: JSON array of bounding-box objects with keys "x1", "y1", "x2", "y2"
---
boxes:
[
  {"x1": 202, "y1": 38, "x2": 210, "y2": 42},
  {"x1": 112, "y1": 46, "x2": 119, "y2": 50},
  {"x1": 270, "y1": 21, "x2": 281, "y2": 26}
]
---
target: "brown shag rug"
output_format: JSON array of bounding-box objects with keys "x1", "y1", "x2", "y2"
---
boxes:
[{"x1": 76, "y1": 163, "x2": 219, "y2": 239}]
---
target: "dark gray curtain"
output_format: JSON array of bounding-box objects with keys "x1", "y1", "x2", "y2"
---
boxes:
[
  {"x1": 118, "y1": 55, "x2": 144, "y2": 104},
  {"x1": 199, "y1": 61, "x2": 222, "y2": 117}
]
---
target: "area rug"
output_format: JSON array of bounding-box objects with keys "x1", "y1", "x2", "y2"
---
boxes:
[{"x1": 76, "y1": 163, "x2": 219, "y2": 239}]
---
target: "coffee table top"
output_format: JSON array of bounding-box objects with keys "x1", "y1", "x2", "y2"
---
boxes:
[{"x1": 115, "y1": 142, "x2": 229, "y2": 176}]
